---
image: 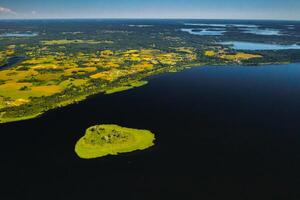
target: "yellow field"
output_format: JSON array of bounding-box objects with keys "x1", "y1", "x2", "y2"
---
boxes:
[
  {"x1": 35, "y1": 72, "x2": 64, "y2": 81},
  {"x1": 22, "y1": 56, "x2": 57, "y2": 65},
  {"x1": 87, "y1": 48, "x2": 197, "y2": 81},
  {"x1": 0, "y1": 47, "x2": 197, "y2": 113},
  {"x1": 90, "y1": 69, "x2": 126, "y2": 81},
  {"x1": 204, "y1": 49, "x2": 262, "y2": 61},
  {"x1": 0, "y1": 82, "x2": 62, "y2": 99},
  {"x1": 0, "y1": 69, "x2": 37, "y2": 81},
  {"x1": 205, "y1": 50, "x2": 216, "y2": 57},
  {"x1": 220, "y1": 53, "x2": 262, "y2": 60},
  {"x1": 59, "y1": 79, "x2": 88, "y2": 88},
  {"x1": 0, "y1": 96, "x2": 29, "y2": 108},
  {"x1": 64, "y1": 67, "x2": 97, "y2": 76},
  {"x1": 131, "y1": 62, "x2": 154, "y2": 72}
]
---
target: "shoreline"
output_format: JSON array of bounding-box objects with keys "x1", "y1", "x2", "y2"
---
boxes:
[{"x1": 0, "y1": 61, "x2": 298, "y2": 124}]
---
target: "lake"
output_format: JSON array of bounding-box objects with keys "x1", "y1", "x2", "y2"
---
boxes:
[
  {"x1": 241, "y1": 28, "x2": 282, "y2": 36},
  {"x1": 181, "y1": 28, "x2": 226, "y2": 36},
  {"x1": 1, "y1": 63, "x2": 300, "y2": 199},
  {"x1": 0, "y1": 33, "x2": 38, "y2": 37},
  {"x1": 221, "y1": 41, "x2": 300, "y2": 50},
  {"x1": 0, "y1": 56, "x2": 25, "y2": 70},
  {"x1": 184, "y1": 23, "x2": 259, "y2": 28}
]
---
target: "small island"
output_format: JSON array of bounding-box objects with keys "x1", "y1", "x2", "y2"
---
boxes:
[{"x1": 75, "y1": 124, "x2": 155, "y2": 159}]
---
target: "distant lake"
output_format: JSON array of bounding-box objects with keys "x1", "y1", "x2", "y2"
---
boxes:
[
  {"x1": 2, "y1": 63, "x2": 300, "y2": 199},
  {"x1": 181, "y1": 28, "x2": 226, "y2": 36},
  {"x1": 0, "y1": 56, "x2": 25, "y2": 70},
  {"x1": 241, "y1": 28, "x2": 282, "y2": 36},
  {"x1": 220, "y1": 41, "x2": 300, "y2": 50},
  {"x1": 184, "y1": 23, "x2": 259, "y2": 28},
  {"x1": 0, "y1": 32, "x2": 38, "y2": 37}
]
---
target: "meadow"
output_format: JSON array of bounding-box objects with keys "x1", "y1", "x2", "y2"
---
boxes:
[{"x1": 75, "y1": 124, "x2": 155, "y2": 159}]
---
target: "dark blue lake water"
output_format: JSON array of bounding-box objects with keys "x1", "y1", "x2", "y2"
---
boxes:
[
  {"x1": 0, "y1": 56, "x2": 25, "y2": 70},
  {"x1": 0, "y1": 33, "x2": 38, "y2": 37},
  {"x1": 1, "y1": 63, "x2": 300, "y2": 199},
  {"x1": 220, "y1": 41, "x2": 300, "y2": 50}
]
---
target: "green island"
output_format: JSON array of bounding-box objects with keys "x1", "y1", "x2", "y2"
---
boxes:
[{"x1": 75, "y1": 124, "x2": 155, "y2": 159}]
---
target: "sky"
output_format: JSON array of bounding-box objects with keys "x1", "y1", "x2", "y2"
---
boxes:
[{"x1": 0, "y1": 0, "x2": 299, "y2": 20}]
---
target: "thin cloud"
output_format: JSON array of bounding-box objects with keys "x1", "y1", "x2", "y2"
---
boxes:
[{"x1": 0, "y1": 6, "x2": 17, "y2": 15}]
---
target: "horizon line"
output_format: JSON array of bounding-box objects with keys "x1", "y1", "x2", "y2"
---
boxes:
[{"x1": 0, "y1": 17, "x2": 299, "y2": 22}]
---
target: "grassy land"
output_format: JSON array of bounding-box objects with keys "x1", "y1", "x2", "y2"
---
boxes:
[
  {"x1": 204, "y1": 50, "x2": 262, "y2": 61},
  {"x1": 105, "y1": 81, "x2": 148, "y2": 94},
  {"x1": 0, "y1": 47, "x2": 199, "y2": 123},
  {"x1": 75, "y1": 124, "x2": 155, "y2": 159},
  {"x1": 0, "y1": 42, "x2": 265, "y2": 124},
  {"x1": 0, "y1": 20, "x2": 294, "y2": 124}
]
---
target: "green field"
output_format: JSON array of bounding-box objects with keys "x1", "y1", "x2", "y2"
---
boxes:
[{"x1": 75, "y1": 124, "x2": 155, "y2": 159}]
